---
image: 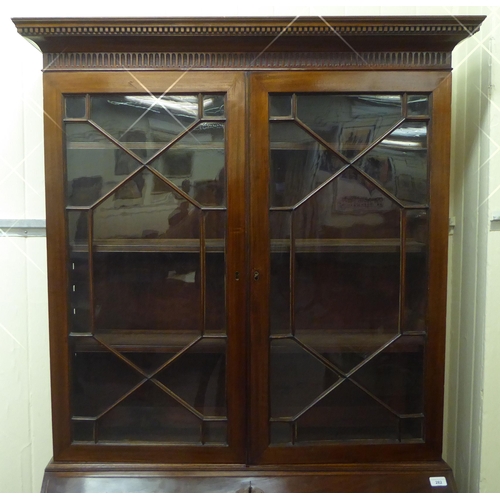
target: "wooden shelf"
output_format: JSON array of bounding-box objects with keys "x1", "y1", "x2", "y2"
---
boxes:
[
  {"x1": 70, "y1": 238, "x2": 424, "y2": 254},
  {"x1": 272, "y1": 330, "x2": 424, "y2": 353},
  {"x1": 69, "y1": 330, "x2": 423, "y2": 354},
  {"x1": 70, "y1": 330, "x2": 226, "y2": 353},
  {"x1": 272, "y1": 238, "x2": 425, "y2": 253},
  {"x1": 72, "y1": 238, "x2": 224, "y2": 253}
]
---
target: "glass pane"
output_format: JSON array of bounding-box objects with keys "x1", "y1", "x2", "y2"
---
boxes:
[
  {"x1": 97, "y1": 380, "x2": 201, "y2": 443},
  {"x1": 270, "y1": 421, "x2": 292, "y2": 445},
  {"x1": 293, "y1": 170, "x2": 401, "y2": 334},
  {"x1": 66, "y1": 122, "x2": 143, "y2": 207},
  {"x1": 296, "y1": 379, "x2": 399, "y2": 442},
  {"x1": 204, "y1": 421, "x2": 227, "y2": 444},
  {"x1": 270, "y1": 211, "x2": 291, "y2": 335},
  {"x1": 269, "y1": 94, "x2": 292, "y2": 117},
  {"x1": 71, "y1": 336, "x2": 144, "y2": 418},
  {"x1": 405, "y1": 210, "x2": 428, "y2": 332},
  {"x1": 93, "y1": 169, "x2": 201, "y2": 242},
  {"x1": 203, "y1": 95, "x2": 225, "y2": 117},
  {"x1": 72, "y1": 419, "x2": 95, "y2": 442},
  {"x1": 296, "y1": 94, "x2": 402, "y2": 159},
  {"x1": 90, "y1": 95, "x2": 198, "y2": 161},
  {"x1": 149, "y1": 123, "x2": 226, "y2": 207},
  {"x1": 68, "y1": 211, "x2": 90, "y2": 333},
  {"x1": 400, "y1": 417, "x2": 424, "y2": 440},
  {"x1": 357, "y1": 121, "x2": 428, "y2": 205},
  {"x1": 205, "y1": 212, "x2": 226, "y2": 333},
  {"x1": 184, "y1": 121, "x2": 224, "y2": 144},
  {"x1": 206, "y1": 254, "x2": 226, "y2": 332},
  {"x1": 93, "y1": 331, "x2": 200, "y2": 377},
  {"x1": 296, "y1": 331, "x2": 398, "y2": 375},
  {"x1": 270, "y1": 339, "x2": 339, "y2": 418},
  {"x1": 65, "y1": 96, "x2": 86, "y2": 119},
  {"x1": 155, "y1": 338, "x2": 227, "y2": 416},
  {"x1": 351, "y1": 335, "x2": 425, "y2": 415},
  {"x1": 270, "y1": 122, "x2": 345, "y2": 207},
  {"x1": 92, "y1": 170, "x2": 201, "y2": 331},
  {"x1": 68, "y1": 209, "x2": 89, "y2": 247},
  {"x1": 294, "y1": 167, "x2": 401, "y2": 238},
  {"x1": 293, "y1": 253, "x2": 400, "y2": 334},
  {"x1": 407, "y1": 95, "x2": 429, "y2": 116},
  {"x1": 93, "y1": 252, "x2": 200, "y2": 332}
]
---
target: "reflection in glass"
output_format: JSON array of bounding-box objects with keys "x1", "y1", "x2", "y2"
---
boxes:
[
  {"x1": 97, "y1": 380, "x2": 201, "y2": 443},
  {"x1": 351, "y1": 335, "x2": 425, "y2": 415},
  {"x1": 294, "y1": 253, "x2": 400, "y2": 334},
  {"x1": 68, "y1": 210, "x2": 89, "y2": 247},
  {"x1": 65, "y1": 96, "x2": 86, "y2": 119},
  {"x1": 400, "y1": 417, "x2": 424, "y2": 440},
  {"x1": 72, "y1": 419, "x2": 95, "y2": 442},
  {"x1": 91, "y1": 95, "x2": 198, "y2": 161},
  {"x1": 269, "y1": 94, "x2": 292, "y2": 117},
  {"x1": 270, "y1": 339, "x2": 339, "y2": 418},
  {"x1": 206, "y1": 226, "x2": 226, "y2": 332},
  {"x1": 66, "y1": 123, "x2": 143, "y2": 207},
  {"x1": 292, "y1": 170, "x2": 401, "y2": 333},
  {"x1": 295, "y1": 168, "x2": 401, "y2": 239},
  {"x1": 296, "y1": 380, "x2": 399, "y2": 442},
  {"x1": 296, "y1": 331, "x2": 398, "y2": 375},
  {"x1": 203, "y1": 95, "x2": 225, "y2": 117},
  {"x1": 270, "y1": 211, "x2": 291, "y2": 335},
  {"x1": 150, "y1": 123, "x2": 226, "y2": 207},
  {"x1": 407, "y1": 95, "x2": 429, "y2": 116},
  {"x1": 156, "y1": 338, "x2": 227, "y2": 416},
  {"x1": 168, "y1": 121, "x2": 225, "y2": 146},
  {"x1": 93, "y1": 169, "x2": 200, "y2": 241},
  {"x1": 270, "y1": 421, "x2": 292, "y2": 445},
  {"x1": 204, "y1": 421, "x2": 227, "y2": 444},
  {"x1": 92, "y1": 172, "x2": 202, "y2": 331},
  {"x1": 93, "y1": 252, "x2": 200, "y2": 332},
  {"x1": 357, "y1": 121, "x2": 428, "y2": 205},
  {"x1": 205, "y1": 213, "x2": 226, "y2": 333},
  {"x1": 404, "y1": 210, "x2": 428, "y2": 332},
  {"x1": 296, "y1": 94, "x2": 402, "y2": 159},
  {"x1": 94, "y1": 331, "x2": 200, "y2": 376},
  {"x1": 70, "y1": 336, "x2": 144, "y2": 418},
  {"x1": 68, "y1": 211, "x2": 90, "y2": 333},
  {"x1": 270, "y1": 122, "x2": 345, "y2": 207}
]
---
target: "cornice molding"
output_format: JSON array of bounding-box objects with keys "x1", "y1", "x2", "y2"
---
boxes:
[
  {"x1": 43, "y1": 51, "x2": 452, "y2": 71},
  {"x1": 13, "y1": 16, "x2": 486, "y2": 62},
  {"x1": 15, "y1": 19, "x2": 481, "y2": 38}
]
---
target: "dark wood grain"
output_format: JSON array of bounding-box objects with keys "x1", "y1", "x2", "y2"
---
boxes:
[
  {"x1": 13, "y1": 16, "x2": 484, "y2": 56},
  {"x1": 16, "y1": 16, "x2": 482, "y2": 493},
  {"x1": 41, "y1": 461, "x2": 457, "y2": 493},
  {"x1": 42, "y1": 71, "x2": 247, "y2": 465},
  {"x1": 426, "y1": 74, "x2": 453, "y2": 453},
  {"x1": 248, "y1": 69, "x2": 449, "y2": 466}
]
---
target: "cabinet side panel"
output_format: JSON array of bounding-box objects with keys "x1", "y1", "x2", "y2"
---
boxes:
[
  {"x1": 43, "y1": 73, "x2": 72, "y2": 458},
  {"x1": 426, "y1": 74, "x2": 452, "y2": 455}
]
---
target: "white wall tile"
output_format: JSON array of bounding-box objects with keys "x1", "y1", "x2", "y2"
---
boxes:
[
  {"x1": 0, "y1": 237, "x2": 30, "y2": 493},
  {"x1": 22, "y1": 49, "x2": 45, "y2": 221}
]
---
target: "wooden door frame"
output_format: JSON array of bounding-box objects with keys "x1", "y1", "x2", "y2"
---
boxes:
[
  {"x1": 248, "y1": 70, "x2": 452, "y2": 465},
  {"x1": 43, "y1": 70, "x2": 248, "y2": 464}
]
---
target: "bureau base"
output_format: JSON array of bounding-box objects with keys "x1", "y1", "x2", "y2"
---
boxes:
[{"x1": 42, "y1": 460, "x2": 457, "y2": 493}]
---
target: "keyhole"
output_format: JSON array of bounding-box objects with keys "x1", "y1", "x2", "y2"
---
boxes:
[{"x1": 253, "y1": 270, "x2": 260, "y2": 281}]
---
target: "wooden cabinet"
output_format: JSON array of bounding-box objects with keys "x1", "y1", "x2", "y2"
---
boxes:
[{"x1": 14, "y1": 16, "x2": 484, "y2": 493}]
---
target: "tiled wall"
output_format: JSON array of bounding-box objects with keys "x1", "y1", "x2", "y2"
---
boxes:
[
  {"x1": 0, "y1": 4, "x2": 497, "y2": 493},
  {"x1": 0, "y1": 12, "x2": 51, "y2": 494}
]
